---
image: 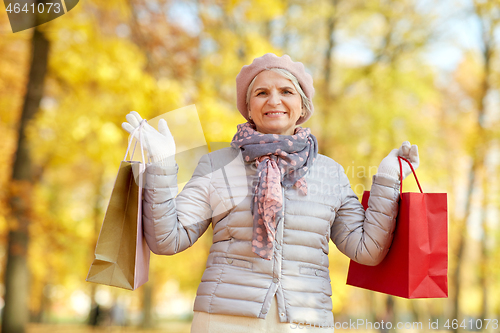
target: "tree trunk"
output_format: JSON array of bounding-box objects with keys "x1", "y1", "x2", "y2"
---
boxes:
[
  {"x1": 141, "y1": 282, "x2": 154, "y2": 328},
  {"x1": 380, "y1": 296, "x2": 394, "y2": 333},
  {"x1": 451, "y1": 5, "x2": 493, "y2": 331},
  {"x1": 2, "y1": 26, "x2": 50, "y2": 333},
  {"x1": 451, "y1": 166, "x2": 475, "y2": 331},
  {"x1": 87, "y1": 169, "x2": 104, "y2": 326},
  {"x1": 127, "y1": 0, "x2": 155, "y2": 76},
  {"x1": 478, "y1": 168, "x2": 489, "y2": 321},
  {"x1": 323, "y1": 0, "x2": 338, "y2": 98},
  {"x1": 318, "y1": 0, "x2": 338, "y2": 156},
  {"x1": 282, "y1": 0, "x2": 290, "y2": 53}
]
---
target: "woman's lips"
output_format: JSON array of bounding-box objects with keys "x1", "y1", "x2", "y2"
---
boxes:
[{"x1": 264, "y1": 111, "x2": 287, "y2": 117}]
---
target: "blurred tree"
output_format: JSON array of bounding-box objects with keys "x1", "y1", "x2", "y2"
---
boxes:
[
  {"x1": 450, "y1": 2, "x2": 500, "y2": 330},
  {"x1": 1, "y1": 0, "x2": 185, "y2": 326},
  {"x1": 2, "y1": 25, "x2": 50, "y2": 333},
  {"x1": 0, "y1": 4, "x2": 30, "y2": 291},
  {"x1": 141, "y1": 281, "x2": 154, "y2": 328}
]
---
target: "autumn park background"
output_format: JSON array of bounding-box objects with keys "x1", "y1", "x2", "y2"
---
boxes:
[{"x1": 1, "y1": 0, "x2": 500, "y2": 332}]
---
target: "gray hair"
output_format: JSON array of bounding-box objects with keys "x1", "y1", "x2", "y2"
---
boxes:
[{"x1": 246, "y1": 68, "x2": 312, "y2": 119}]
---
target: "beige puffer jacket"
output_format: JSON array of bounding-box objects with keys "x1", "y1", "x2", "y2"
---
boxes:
[{"x1": 142, "y1": 147, "x2": 400, "y2": 327}]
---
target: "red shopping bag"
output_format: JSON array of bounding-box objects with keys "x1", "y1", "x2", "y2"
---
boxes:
[{"x1": 346, "y1": 157, "x2": 448, "y2": 299}]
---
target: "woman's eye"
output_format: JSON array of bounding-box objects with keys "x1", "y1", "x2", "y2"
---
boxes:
[
  {"x1": 283, "y1": 90, "x2": 292, "y2": 94},
  {"x1": 257, "y1": 91, "x2": 266, "y2": 96}
]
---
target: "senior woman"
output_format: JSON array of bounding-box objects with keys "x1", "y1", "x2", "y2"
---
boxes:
[{"x1": 122, "y1": 53, "x2": 419, "y2": 332}]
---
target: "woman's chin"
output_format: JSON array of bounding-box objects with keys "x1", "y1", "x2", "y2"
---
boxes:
[{"x1": 258, "y1": 123, "x2": 294, "y2": 135}]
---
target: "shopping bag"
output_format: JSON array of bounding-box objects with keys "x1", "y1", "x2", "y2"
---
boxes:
[
  {"x1": 86, "y1": 121, "x2": 150, "y2": 290},
  {"x1": 346, "y1": 156, "x2": 448, "y2": 299}
]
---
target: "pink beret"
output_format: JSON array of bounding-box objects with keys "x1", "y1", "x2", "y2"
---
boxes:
[{"x1": 236, "y1": 53, "x2": 315, "y2": 125}]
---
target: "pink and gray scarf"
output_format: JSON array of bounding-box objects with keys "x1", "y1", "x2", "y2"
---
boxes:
[{"x1": 231, "y1": 122, "x2": 318, "y2": 260}]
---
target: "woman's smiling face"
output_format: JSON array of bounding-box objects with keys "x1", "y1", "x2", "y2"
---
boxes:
[{"x1": 248, "y1": 70, "x2": 303, "y2": 136}]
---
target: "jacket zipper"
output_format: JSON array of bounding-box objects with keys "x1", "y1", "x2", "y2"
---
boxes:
[{"x1": 281, "y1": 186, "x2": 285, "y2": 223}]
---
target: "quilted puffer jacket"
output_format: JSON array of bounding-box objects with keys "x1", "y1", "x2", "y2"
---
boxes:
[{"x1": 142, "y1": 147, "x2": 400, "y2": 327}]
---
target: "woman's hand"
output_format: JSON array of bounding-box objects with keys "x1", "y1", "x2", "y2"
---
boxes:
[
  {"x1": 122, "y1": 111, "x2": 176, "y2": 166},
  {"x1": 377, "y1": 141, "x2": 419, "y2": 180}
]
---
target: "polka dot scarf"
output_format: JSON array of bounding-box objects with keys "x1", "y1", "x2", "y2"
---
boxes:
[{"x1": 231, "y1": 122, "x2": 318, "y2": 260}]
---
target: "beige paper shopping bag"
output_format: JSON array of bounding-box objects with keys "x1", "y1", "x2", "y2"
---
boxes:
[{"x1": 86, "y1": 121, "x2": 150, "y2": 290}]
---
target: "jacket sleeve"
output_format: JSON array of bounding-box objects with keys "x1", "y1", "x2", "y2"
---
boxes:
[
  {"x1": 142, "y1": 154, "x2": 213, "y2": 255},
  {"x1": 330, "y1": 166, "x2": 400, "y2": 266}
]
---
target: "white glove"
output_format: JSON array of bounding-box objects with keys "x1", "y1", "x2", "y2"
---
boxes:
[
  {"x1": 121, "y1": 111, "x2": 176, "y2": 166},
  {"x1": 377, "y1": 141, "x2": 419, "y2": 181}
]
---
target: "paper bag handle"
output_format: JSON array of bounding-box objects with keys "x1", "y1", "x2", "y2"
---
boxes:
[
  {"x1": 398, "y1": 156, "x2": 423, "y2": 194},
  {"x1": 123, "y1": 120, "x2": 147, "y2": 164}
]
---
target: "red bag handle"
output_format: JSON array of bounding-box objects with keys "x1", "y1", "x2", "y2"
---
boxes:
[{"x1": 398, "y1": 156, "x2": 423, "y2": 194}]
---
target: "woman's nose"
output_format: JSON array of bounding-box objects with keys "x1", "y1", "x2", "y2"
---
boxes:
[{"x1": 267, "y1": 91, "x2": 281, "y2": 106}]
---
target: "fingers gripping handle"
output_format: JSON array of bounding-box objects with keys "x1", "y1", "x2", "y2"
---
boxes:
[{"x1": 398, "y1": 156, "x2": 423, "y2": 195}]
